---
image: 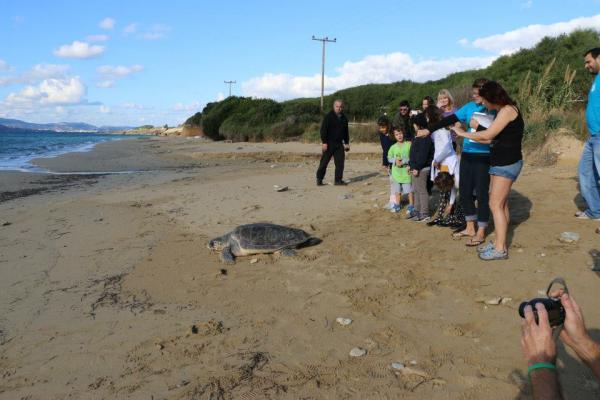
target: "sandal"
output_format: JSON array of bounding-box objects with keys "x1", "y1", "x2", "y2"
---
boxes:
[
  {"x1": 465, "y1": 238, "x2": 485, "y2": 247},
  {"x1": 452, "y1": 231, "x2": 474, "y2": 239}
]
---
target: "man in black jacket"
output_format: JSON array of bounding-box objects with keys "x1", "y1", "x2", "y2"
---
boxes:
[{"x1": 316, "y1": 99, "x2": 350, "y2": 186}]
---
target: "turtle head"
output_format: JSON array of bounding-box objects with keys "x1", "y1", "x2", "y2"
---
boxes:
[{"x1": 208, "y1": 235, "x2": 226, "y2": 251}]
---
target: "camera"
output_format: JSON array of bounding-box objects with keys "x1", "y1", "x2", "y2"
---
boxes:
[{"x1": 518, "y1": 298, "x2": 565, "y2": 327}]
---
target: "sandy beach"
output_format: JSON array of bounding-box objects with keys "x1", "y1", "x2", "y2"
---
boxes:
[{"x1": 1, "y1": 136, "x2": 599, "y2": 399}]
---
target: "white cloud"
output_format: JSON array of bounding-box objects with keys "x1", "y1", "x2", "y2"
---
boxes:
[
  {"x1": 216, "y1": 92, "x2": 225, "y2": 101},
  {"x1": 173, "y1": 101, "x2": 200, "y2": 111},
  {"x1": 3, "y1": 76, "x2": 86, "y2": 108},
  {"x1": 97, "y1": 64, "x2": 144, "y2": 77},
  {"x1": 0, "y1": 59, "x2": 11, "y2": 71},
  {"x1": 99, "y1": 105, "x2": 111, "y2": 113},
  {"x1": 123, "y1": 23, "x2": 138, "y2": 35},
  {"x1": 0, "y1": 64, "x2": 70, "y2": 87},
  {"x1": 96, "y1": 80, "x2": 115, "y2": 88},
  {"x1": 123, "y1": 102, "x2": 146, "y2": 109},
  {"x1": 99, "y1": 17, "x2": 115, "y2": 30},
  {"x1": 242, "y1": 53, "x2": 496, "y2": 100},
  {"x1": 95, "y1": 65, "x2": 143, "y2": 88},
  {"x1": 464, "y1": 14, "x2": 600, "y2": 55},
  {"x1": 54, "y1": 41, "x2": 105, "y2": 59},
  {"x1": 521, "y1": 0, "x2": 533, "y2": 8},
  {"x1": 12, "y1": 16, "x2": 24, "y2": 24},
  {"x1": 139, "y1": 24, "x2": 171, "y2": 40},
  {"x1": 87, "y1": 34, "x2": 109, "y2": 42}
]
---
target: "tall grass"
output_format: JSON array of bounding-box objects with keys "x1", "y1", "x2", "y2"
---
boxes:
[{"x1": 516, "y1": 58, "x2": 586, "y2": 150}]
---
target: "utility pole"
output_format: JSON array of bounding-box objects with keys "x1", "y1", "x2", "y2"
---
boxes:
[
  {"x1": 224, "y1": 80, "x2": 236, "y2": 97},
  {"x1": 312, "y1": 35, "x2": 336, "y2": 112}
]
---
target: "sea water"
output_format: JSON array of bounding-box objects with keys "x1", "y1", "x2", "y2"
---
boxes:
[{"x1": 0, "y1": 129, "x2": 139, "y2": 172}]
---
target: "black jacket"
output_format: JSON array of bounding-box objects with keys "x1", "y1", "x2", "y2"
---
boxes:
[
  {"x1": 379, "y1": 132, "x2": 395, "y2": 167},
  {"x1": 408, "y1": 135, "x2": 434, "y2": 171},
  {"x1": 320, "y1": 111, "x2": 349, "y2": 145}
]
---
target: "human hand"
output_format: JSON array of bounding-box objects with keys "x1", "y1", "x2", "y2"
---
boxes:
[
  {"x1": 433, "y1": 162, "x2": 441, "y2": 169},
  {"x1": 454, "y1": 127, "x2": 466, "y2": 137},
  {"x1": 521, "y1": 303, "x2": 557, "y2": 366},
  {"x1": 556, "y1": 293, "x2": 592, "y2": 354},
  {"x1": 322, "y1": 143, "x2": 328, "y2": 152},
  {"x1": 469, "y1": 117, "x2": 479, "y2": 130},
  {"x1": 344, "y1": 144, "x2": 350, "y2": 152},
  {"x1": 411, "y1": 169, "x2": 419, "y2": 177}
]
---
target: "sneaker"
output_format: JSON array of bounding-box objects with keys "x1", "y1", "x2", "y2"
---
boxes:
[
  {"x1": 316, "y1": 180, "x2": 325, "y2": 186},
  {"x1": 384, "y1": 202, "x2": 394, "y2": 210},
  {"x1": 390, "y1": 204, "x2": 401, "y2": 213},
  {"x1": 477, "y1": 241, "x2": 494, "y2": 253},
  {"x1": 407, "y1": 212, "x2": 420, "y2": 221},
  {"x1": 575, "y1": 210, "x2": 600, "y2": 220},
  {"x1": 478, "y1": 247, "x2": 508, "y2": 261},
  {"x1": 405, "y1": 205, "x2": 415, "y2": 217},
  {"x1": 417, "y1": 216, "x2": 431, "y2": 223},
  {"x1": 334, "y1": 180, "x2": 348, "y2": 186}
]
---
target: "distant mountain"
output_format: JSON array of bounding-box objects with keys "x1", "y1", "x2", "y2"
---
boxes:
[{"x1": 0, "y1": 118, "x2": 134, "y2": 133}]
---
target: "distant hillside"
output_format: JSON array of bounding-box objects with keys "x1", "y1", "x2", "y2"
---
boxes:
[
  {"x1": 188, "y1": 29, "x2": 600, "y2": 143},
  {"x1": 0, "y1": 118, "x2": 134, "y2": 133}
]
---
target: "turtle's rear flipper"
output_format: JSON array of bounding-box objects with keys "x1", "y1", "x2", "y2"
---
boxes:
[
  {"x1": 220, "y1": 247, "x2": 236, "y2": 264},
  {"x1": 279, "y1": 248, "x2": 297, "y2": 257}
]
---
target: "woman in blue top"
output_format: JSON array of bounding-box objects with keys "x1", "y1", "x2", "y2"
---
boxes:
[{"x1": 454, "y1": 81, "x2": 524, "y2": 261}]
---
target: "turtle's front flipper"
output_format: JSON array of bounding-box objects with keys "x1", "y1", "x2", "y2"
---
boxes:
[
  {"x1": 279, "y1": 248, "x2": 297, "y2": 257},
  {"x1": 220, "y1": 246, "x2": 236, "y2": 264}
]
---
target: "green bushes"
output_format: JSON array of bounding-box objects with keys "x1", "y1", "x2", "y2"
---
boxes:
[{"x1": 187, "y1": 29, "x2": 598, "y2": 144}]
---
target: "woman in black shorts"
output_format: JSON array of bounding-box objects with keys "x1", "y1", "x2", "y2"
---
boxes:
[{"x1": 454, "y1": 81, "x2": 524, "y2": 261}]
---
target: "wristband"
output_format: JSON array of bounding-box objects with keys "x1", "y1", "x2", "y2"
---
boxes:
[{"x1": 527, "y1": 362, "x2": 557, "y2": 376}]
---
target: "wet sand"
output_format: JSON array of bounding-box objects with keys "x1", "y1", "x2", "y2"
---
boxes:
[{"x1": 0, "y1": 136, "x2": 599, "y2": 399}]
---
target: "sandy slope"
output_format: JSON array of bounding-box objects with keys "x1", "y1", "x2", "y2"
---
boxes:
[{"x1": 0, "y1": 137, "x2": 599, "y2": 399}]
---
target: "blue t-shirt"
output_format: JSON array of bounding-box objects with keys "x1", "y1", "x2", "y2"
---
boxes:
[
  {"x1": 455, "y1": 101, "x2": 491, "y2": 154},
  {"x1": 587, "y1": 74, "x2": 600, "y2": 136}
]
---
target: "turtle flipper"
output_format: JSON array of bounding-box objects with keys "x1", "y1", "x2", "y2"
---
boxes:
[
  {"x1": 279, "y1": 248, "x2": 297, "y2": 257},
  {"x1": 220, "y1": 246, "x2": 236, "y2": 264}
]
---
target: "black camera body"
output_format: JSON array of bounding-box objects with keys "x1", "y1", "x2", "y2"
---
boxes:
[{"x1": 518, "y1": 298, "x2": 565, "y2": 327}]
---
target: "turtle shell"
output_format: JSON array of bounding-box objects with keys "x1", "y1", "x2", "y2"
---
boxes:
[{"x1": 231, "y1": 223, "x2": 310, "y2": 251}]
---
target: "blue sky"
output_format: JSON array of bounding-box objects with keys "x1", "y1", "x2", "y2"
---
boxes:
[{"x1": 1, "y1": 0, "x2": 599, "y2": 127}]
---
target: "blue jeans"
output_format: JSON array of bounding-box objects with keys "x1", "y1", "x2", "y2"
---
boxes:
[{"x1": 578, "y1": 135, "x2": 600, "y2": 218}]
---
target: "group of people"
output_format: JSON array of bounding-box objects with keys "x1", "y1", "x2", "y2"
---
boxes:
[
  {"x1": 313, "y1": 47, "x2": 600, "y2": 398},
  {"x1": 374, "y1": 78, "x2": 525, "y2": 261},
  {"x1": 317, "y1": 78, "x2": 525, "y2": 261}
]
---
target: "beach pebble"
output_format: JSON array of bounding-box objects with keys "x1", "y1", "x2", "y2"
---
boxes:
[
  {"x1": 349, "y1": 347, "x2": 367, "y2": 357},
  {"x1": 391, "y1": 362, "x2": 405, "y2": 370},
  {"x1": 1, "y1": 221, "x2": 11, "y2": 227},
  {"x1": 485, "y1": 297, "x2": 503, "y2": 305},
  {"x1": 250, "y1": 258, "x2": 258, "y2": 264},
  {"x1": 270, "y1": 164, "x2": 277, "y2": 168},
  {"x1": 559, "y1": 231, "x2": 580, "y2": 243},
  {"x1": 335, "y1": 317, "x2": 352, "y2": 326},
  {"x1": 517, "y1": 248, "x2": 524, "y2": 253},
  {"x1": 501, "y1": 297, "x2": 512, "y2": 305},
  {"x1": 273, "y1": 185, "x2": 288, "y2": 192},
  {"x1": 339, "y1": 194, "x2": 353, "y2": 200},
  {"x1": 410, "y1": 360, "x2": 417, "y2": 365}
]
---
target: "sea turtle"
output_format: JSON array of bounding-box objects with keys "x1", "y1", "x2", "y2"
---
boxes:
[{"x1": 208, "y1": 223, "x2": 321, "y2": 264}]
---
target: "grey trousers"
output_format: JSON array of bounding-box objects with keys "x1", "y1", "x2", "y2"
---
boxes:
[{"x1": 413, "y1": 167, "x2": 430, "y2": 216}]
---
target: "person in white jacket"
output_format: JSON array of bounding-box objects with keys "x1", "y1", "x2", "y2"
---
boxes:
[{"x1": 426, "y1": 106, "x2": 463, "y2": 227}]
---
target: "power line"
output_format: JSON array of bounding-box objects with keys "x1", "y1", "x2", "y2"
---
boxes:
[
  {"x1": 311, "y1": 35, "x2": 336, "y2": 112},
  {"x1": 224, "y1": 80, "x2": 236, "y2": 97}
]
